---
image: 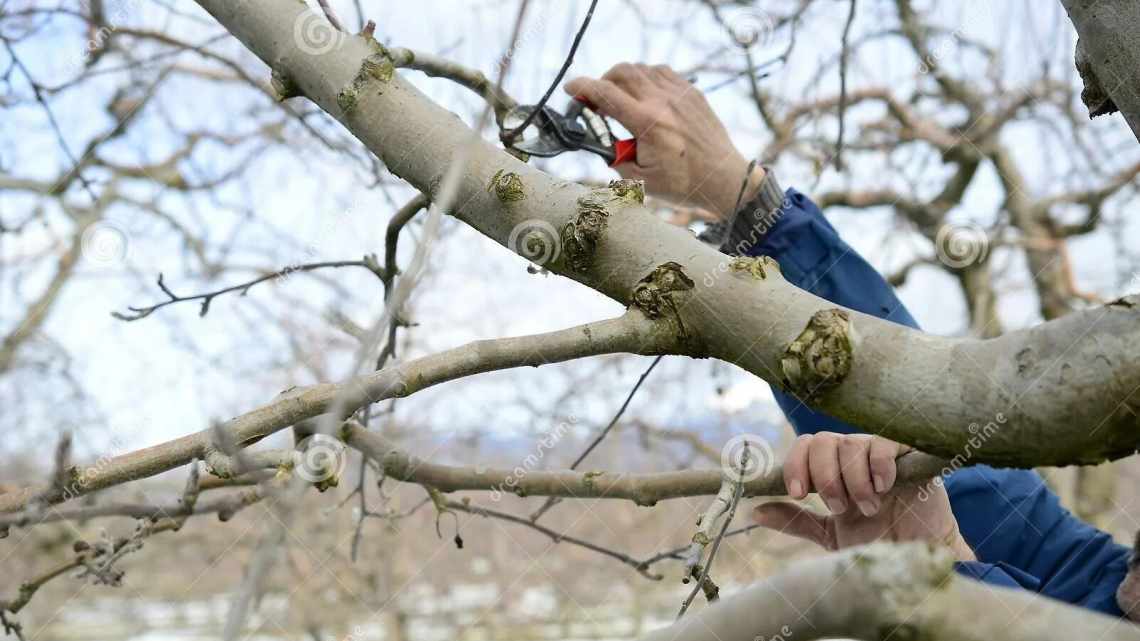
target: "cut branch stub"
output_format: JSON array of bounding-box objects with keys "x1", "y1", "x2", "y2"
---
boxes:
[
  {"x1": 338, "y1": 52, "x2": 395, "y2": 113},
  {"x1": 270, "y1": 68, "x2": 301, "y2": 101},
  {"x1": 729, "y1": 255, "x2": 780, "y2": 280},
  {"x1": 781, "y1": 308, "x2": 855, "y2": 399},
  {"x1": 487, "y1": 169, "x2": 525, "y2": 203},
  {"x1": 561, "y1": 191, "x2": 610, "y2": 272},
  {"x1": 631, "y1": 262, "x2": 696, "y2": 340},
  {"x1": 1075, "y1": 38, "x2": 1119, "y2": 118}
]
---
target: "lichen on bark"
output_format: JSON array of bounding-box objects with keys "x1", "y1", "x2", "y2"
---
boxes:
[{"x1": 781, "y1": 308, "x2": 855, "y2": 398}]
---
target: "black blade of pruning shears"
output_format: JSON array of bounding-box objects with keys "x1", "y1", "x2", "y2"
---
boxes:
[{"x1": 503, "y1": 97, "x2": 637, "y2": 167}]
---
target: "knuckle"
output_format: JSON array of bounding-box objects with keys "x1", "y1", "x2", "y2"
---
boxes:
[
  {"x1": 608, "y1": 62, "x2": 635, "y2": 79},
  {"x1": 868, "y1": 450, "x2": 894, "y2": 466},
  {"x1": 814, "y1": 432, "x2": 838, "y2": 448},
  {"x1": 837, "y1": 437, "x2": 866, "y2": 456}
]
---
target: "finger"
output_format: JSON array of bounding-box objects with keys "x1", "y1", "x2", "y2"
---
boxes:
[
  {"x1": 614, "y1": 160, "x2": 647, "y2": 180},
  {"x1": 838, "y1": 436, "x2": 879, "y2": 517},
  {"x1": 868, "y1": 437, "x2": 901, "y2": 494},
  {"x1": 753, "y1": 502, "x2": 833, "y2": 550},
  {"x1": 563, "y1": 77, "x2": 651, "y2": 135},
  {"x1": 782, "y1": 435, "x2": 812, "y2": 499},
  {"x1": 602, "y1": 62, "x2": 655, "y2": 98},
  {"x1": 809, "y1": 432, "x2": 848, "y2": 514},
  {"x1": 651, "y1": 64, "x2": 689, "y2": 87}
]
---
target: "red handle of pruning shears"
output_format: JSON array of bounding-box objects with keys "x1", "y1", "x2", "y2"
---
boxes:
[
  {"x1": 611, "y1": 138, "x2": 638, "y2": 167},
  {"x1": 575, "y1": 95, "x2": 637, "y2": 167}
]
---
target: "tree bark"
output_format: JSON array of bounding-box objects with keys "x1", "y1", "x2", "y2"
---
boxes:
[
  {"x1": 639, "y1": 542, "x2": 1140, "y2": 641},
  {"x1": 189, "y1": 0, "x2": 1140, "y2": 469},
  {"x1": 1061, "y1": 0, "x2": 1140, "y2": 142}
]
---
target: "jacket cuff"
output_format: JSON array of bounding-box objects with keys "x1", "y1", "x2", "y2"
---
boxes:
[{"x1": 955, "y1": 561, "x2": 1042, "y2": 591}]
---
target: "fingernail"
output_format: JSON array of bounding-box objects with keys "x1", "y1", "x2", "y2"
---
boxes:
[
  {"x1": 857, "y1": 500, "x2": 879, "y2": 517},
  {"x1": 873, "y1": 475, "x2": 886, "y2": 493},
  {"x1": 788, "y1": 480, "x2": 804, "y2": 498},
  {"x1": 824, "y1": 497, "x2": 847, "y2": 515}
]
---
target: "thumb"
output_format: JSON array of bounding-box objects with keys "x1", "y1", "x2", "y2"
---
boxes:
[
  {"x1": 753, "y1": 501, "x2": 834, "y2": 550},
  {"x1": 614, "y1": 159, "x2": 647, "y2": 179}
]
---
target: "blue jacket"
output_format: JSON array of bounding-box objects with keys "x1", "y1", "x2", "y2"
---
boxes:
[{"x1": 727, "y1": 185, "x2": 1130, "y2": 615}]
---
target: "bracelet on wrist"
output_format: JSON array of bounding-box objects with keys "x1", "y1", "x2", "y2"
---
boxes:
[{"x1": 698, "y1": 164, "x2": 786, "y2": 256}]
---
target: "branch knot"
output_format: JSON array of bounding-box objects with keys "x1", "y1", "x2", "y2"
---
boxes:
[{"x1": 781, "y1": 308, "x2": 855, "y2": 398}]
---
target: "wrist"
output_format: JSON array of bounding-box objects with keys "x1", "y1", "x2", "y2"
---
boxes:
[
  {"x1": 705, "y1": 153, "x2": 765, "y2": 218},
  {"x1": 945, "y1": 530, "x2": 976, "y2": 562}
]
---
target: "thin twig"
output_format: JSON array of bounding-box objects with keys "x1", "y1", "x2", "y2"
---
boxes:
[
  {"x1": 315, "y1": 0, "x2": 344, "y2": 32},
  {"x1": 834, "y1": 0, "x2": 858, "y2": 169},
  {"x1": 677, "y1": 446, "x2": 749, "y2": 618},
  {"x1": 113, "y1": 259, "x2": 385, "y2": 321},
  {"x1": 222, "y1": 5, "x2": 537, "y2": 637},
  {"x1": 2, "y1": 41, "x2": 98, "y2": 202},
  {"x1": 448, "y1": 499, "x2": 663, "y2": 580},
  {"x1": 529, "y1": 355, "x2": 663, "y2": 522},
  {"x1": 637, "y1": 524, "x2": 763, "y2": 569},
  {"x1": 499, "y1": 0, "x2": 600, "y2": 145}
]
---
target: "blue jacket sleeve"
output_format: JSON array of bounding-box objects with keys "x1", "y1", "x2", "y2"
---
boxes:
[{"x1": 736, "y1": 186, "x2": 1130, "y2": 615}]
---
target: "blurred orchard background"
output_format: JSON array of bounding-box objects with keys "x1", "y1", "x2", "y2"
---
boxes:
[{"x1": 1, "y1": 0, "x2": 1139, "y2": 639}]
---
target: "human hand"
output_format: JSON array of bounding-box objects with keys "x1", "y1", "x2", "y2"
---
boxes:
[
  {"x1": 1118, "y1": 533, "x2": 1140, "y2": 622},
  {"x1": 564, "y1": 63, "x2": 762, "y2": 216},
  {"x1": 753, "y1": 432, "x2": 975, "y2": 561}
]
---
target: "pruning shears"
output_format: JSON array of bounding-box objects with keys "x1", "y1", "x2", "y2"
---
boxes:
[{"x1": 503, "y1": 96, "x2": 637, "y2": 167}]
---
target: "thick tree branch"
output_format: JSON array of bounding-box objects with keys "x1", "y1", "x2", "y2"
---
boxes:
[
  {"x1": 1061, "y1": 0, "x2": 1140, "y2": 142},
  {"x1": 0, "y1": 312, "x2": 671, "y2": 514},
  {"x1": 343, "y1": 424, "x2": 951, "y2": 505},
  {"x1": 638, "y1": 542, "x2": 1140, "y2": 641},
  {"x1": 189, "y1": 0, "x2": 1140, "y2": 468}
]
